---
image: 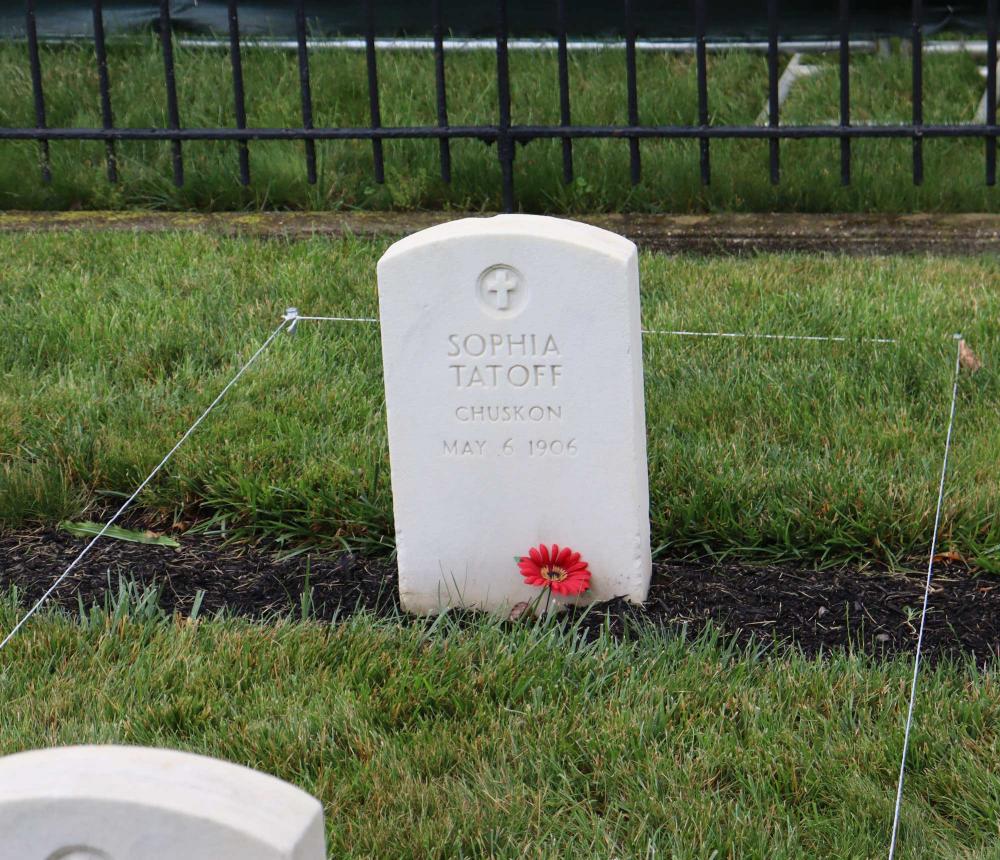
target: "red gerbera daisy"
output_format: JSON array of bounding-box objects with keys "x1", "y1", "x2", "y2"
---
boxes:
[{"x1": 518, "y1": 544, "x2": 591, "y2": 596}]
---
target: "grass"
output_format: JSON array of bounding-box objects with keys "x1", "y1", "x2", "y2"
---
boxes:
[
  {"x1": 2, "y1": 595, "x2": 999, "y2": 858},
  {"x1": 0, "y1": 37, "x2": 999, "y2": 212},
  {"x1": 1, "y1": 230, "x2": 998, "y2": 570}
]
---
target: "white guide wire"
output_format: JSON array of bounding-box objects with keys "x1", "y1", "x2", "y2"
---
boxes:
[
  {"x1": 293, "y1": 314, "x2": 378, "y2": 323},
  {"x1": 641, "y1": 328, "x2": 897, "y2": 344},
  {"x1": 886, "y1": 335, "x2": 964, "y2": 859},
  {"x1": 2, "y1": 304, "x2": 962, "y2": 854},
  {"x1": 0, "y1": 316, "x2": 292, "y2": 656}
]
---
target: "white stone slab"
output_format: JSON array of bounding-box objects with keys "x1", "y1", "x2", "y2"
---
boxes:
[
  {"x1": 0, "y1": 745, "x2": 325, "y2": 860},
  {"x1": 377, "y1": 214, "x2": 651, "y2": 614}
]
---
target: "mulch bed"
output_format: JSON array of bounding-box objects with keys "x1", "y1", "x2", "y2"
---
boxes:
[{"x1": 2, "y1": 527, "x2": 998, "y2": 665}]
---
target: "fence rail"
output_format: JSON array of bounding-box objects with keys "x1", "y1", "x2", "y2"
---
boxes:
[{"x1": 6, "y1": 0, "x2": 1000, "y2": 210}]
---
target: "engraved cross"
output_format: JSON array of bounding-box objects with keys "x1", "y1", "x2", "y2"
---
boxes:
[{"x1": 485, "y1": 268, "x2": 518, "y2": 310}]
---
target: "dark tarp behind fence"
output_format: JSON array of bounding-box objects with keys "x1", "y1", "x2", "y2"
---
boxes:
[{"x1": 0, "y1": 1, "x2": 990, "y2": 40}]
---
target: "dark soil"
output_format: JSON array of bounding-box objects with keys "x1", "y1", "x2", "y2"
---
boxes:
[
  {"x1": 4, "y1": 211, "x2": 1000, "y2": 255},
  {"x1": 2, "y1": 527, "x2": 998, "y2": 665}
]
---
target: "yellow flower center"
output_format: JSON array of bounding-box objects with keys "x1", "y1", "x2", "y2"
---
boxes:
[{"x1": 540, "y1": 565, "x2": 568, "y2": 583}]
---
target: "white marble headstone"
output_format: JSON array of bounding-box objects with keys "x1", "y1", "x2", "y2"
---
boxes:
[
  {"x1": 378, "y1": 215, "x2": 652, "y2": 614},
  {"x1": 0, "y1": 745, "x2": 325, "y2": 860}
]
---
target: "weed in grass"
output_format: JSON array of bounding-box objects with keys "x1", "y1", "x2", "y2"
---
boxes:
[{"x1": 300, "y1": 558, "x2": 314, "y2": 621}]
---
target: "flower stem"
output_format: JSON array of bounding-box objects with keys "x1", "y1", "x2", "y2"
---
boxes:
[{"x1": 544, "y1": 586, "x2": 552, "y2": 617}]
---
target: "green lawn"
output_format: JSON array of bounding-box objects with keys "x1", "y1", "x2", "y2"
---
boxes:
[
  {"x1": 0, "y1": 38, "x2": 999, "y2": 212},
  {"x1": 3, "y1": 230, "x2": 999, "y2": 859},
  {"x1": 2, "y1": 597, "x2": 998, "y2": 858},
  {"x1": 1, "y1": 231, "x2": 997, "y2": 570}
]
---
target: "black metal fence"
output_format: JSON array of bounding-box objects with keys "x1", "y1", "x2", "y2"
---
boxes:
[{"x1": 5, "y1": 0, "x2": 999, "y2": 211}]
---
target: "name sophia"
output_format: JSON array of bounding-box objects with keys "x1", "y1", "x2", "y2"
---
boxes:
[{"x1": 447, "y1": 333, "x2": 561, "y2": 358}]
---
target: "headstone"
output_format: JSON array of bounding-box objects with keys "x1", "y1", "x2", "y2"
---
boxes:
[
  {"x1": 0, "y1": 745, "x2": 325, "y2": 860},
  {"x1": 378, "y1": 215, "x2": 651, "y2": 614}
]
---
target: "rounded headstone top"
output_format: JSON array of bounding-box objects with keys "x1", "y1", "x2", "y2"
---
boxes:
[
  {"x1": 0, "y1": 745, "x2": 325, "y2": 860},
  {"x1": 377, "y1": 214, "x2": 637, "y2": 272}
]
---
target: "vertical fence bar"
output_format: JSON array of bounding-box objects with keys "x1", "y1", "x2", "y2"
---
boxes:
[
  {"x1": 624, "y1": 0, "x2": 641, "y2": 184},
  {"x1": 158, "y1": 0, "x2": 183, "y2": 186},
  {"x1": 495, "y1": 0, "x2": 514, "y2": 211},
  {"x1": 227, "y1": 0, "x2": 250, "y2": 185},
  {"x1": 767, "y1": 0, "x2": 780, "y2": 184},
  {"x1": 911, "y1": 0, "x2": 923, "y2": 185},
  {"x1": 25, "y1": 0, "x2": 51, "y2": 183},
  {"x1": 838, "y1": 0, "x2": 851, "y2": 185},
  {"x1": 695, "y1": 0, "x2": 710, "y2": 185},
  {"x1": 432, "y1": 0, "x2": 451, "y2": 183},
  {"x1": 556, "y1": 0, "x2": 573, "y2": 184},
  {"x1": 92, "y1": 0, "x2": 117, "y2": 182},
  {"x1": 987, "y1": 0, "x2": 997, "y2": 186},
  {"x1": 363, "y1": 0, "x2": 385, "y2": 184},
  {"x1": 294, "y1": 0, "x2": 317, "y2": 184}
]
